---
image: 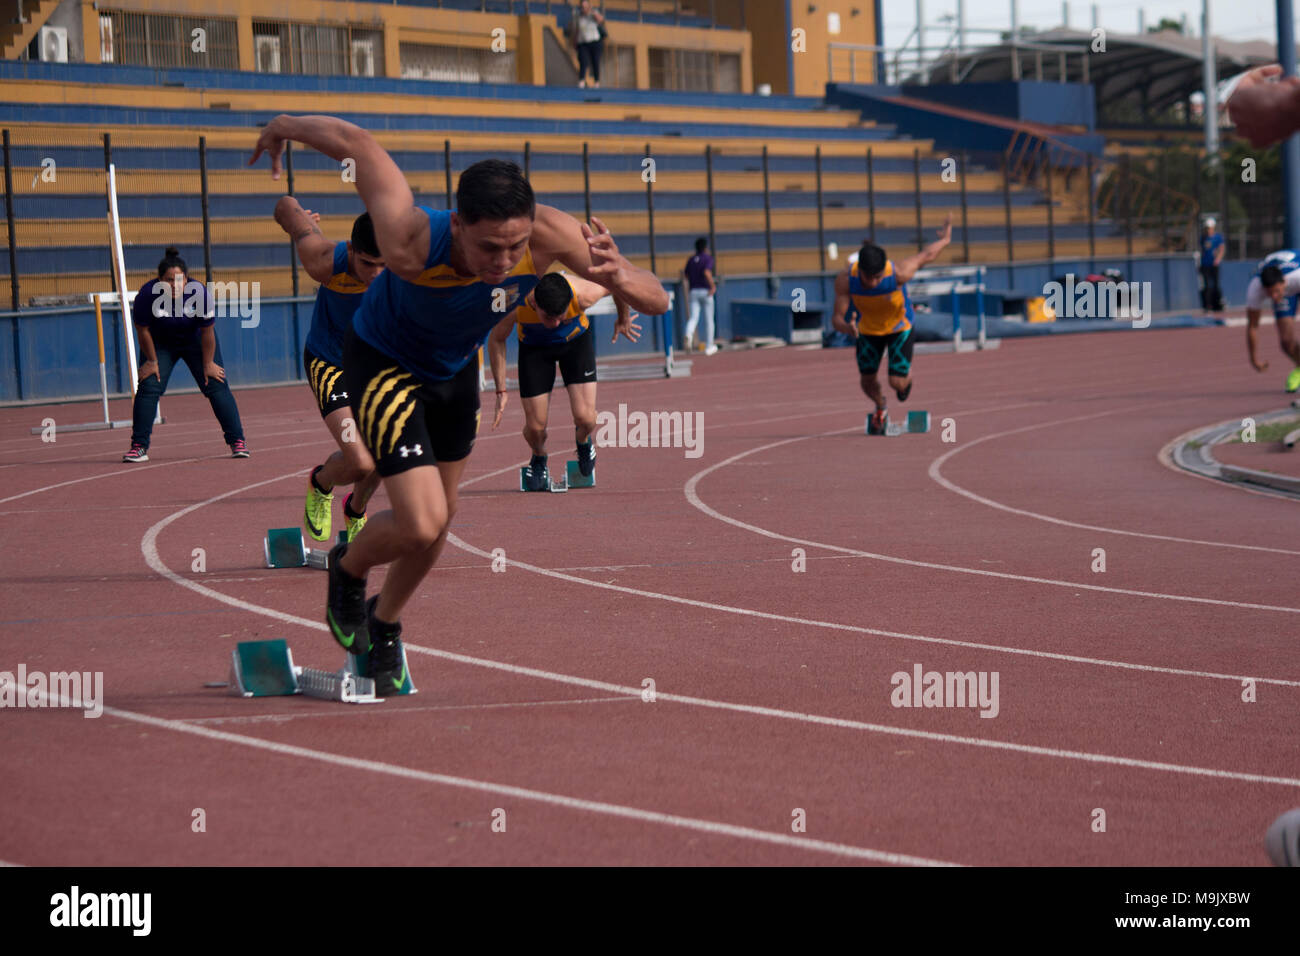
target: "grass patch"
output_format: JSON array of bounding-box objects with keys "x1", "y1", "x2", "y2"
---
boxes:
[{"x1": 1227, "y1": 417, "x2": 1300, "y2": 444}]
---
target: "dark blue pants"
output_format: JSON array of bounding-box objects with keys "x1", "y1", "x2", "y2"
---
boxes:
[
  {"x1": 577, "y1": 41, "x2": 602, "y2": 83},
  {"x1": 130, "y1": 336, "x2": 245, "y2": 448}
]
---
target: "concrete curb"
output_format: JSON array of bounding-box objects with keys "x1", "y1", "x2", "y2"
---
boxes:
[{"x1": 1165, "y1": 401, "x2": 1300, "y2": 499}]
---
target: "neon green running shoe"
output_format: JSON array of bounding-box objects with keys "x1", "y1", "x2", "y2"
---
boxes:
[
  {"x1": 304, "y1": 476, "x2": 333, "y2": 542},
  {"x1": 344, "y1": 492, "x2": 366, "y2": 543},
  {"x1": 1287, "y1": 366, "x2": 1300, "y2": 393}
]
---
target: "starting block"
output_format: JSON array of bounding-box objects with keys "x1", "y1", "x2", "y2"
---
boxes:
[
  {"x1": 868, "y1": 410, "x2": 931, "y2": 437},
  {"x1": 519, "y1": 465, "x2": 567, "y2": 493},
  {"x1": 264, "y1": 528, "x2": 347, "y2": 569},
  {"x1": 565, "y1": 460, "x2": 595, "y2": 488},
  {"x1": 225, "y1": 639, "x2": 383, "y2": 703}
]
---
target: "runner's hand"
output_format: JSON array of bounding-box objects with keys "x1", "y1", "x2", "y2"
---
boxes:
[
  {"x1": 613, "y1": 311, "x2": 642, "y2": 344},
  {"x1": 492, "y1": 390, "x2": 508, "y2": 429}
]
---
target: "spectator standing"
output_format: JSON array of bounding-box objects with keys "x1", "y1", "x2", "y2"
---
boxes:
[
  {"x1": 1200, "y1": 217, "x2": 1225, "y2": 312},
  {"x1": 122, "y1": 247, "x2": 249, "y2": 462},
  {"x1": 570, "y1": 1, "x2": 606, "y2": 89},
  {"x1": 682, "y1": 237, "x2": 718, "y2": 355}
]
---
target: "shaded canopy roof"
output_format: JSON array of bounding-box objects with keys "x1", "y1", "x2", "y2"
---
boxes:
[{"x1": 917, "y1": 28, "x2": 1285, "y2": 115}]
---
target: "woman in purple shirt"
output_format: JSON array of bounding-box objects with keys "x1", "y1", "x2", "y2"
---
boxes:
[
  {"x1": 681, "y1": 237, "x2": 718, "y2": 355},
  {"x1": 122, "y1": 247, "x2": 248, "y2": 462}
]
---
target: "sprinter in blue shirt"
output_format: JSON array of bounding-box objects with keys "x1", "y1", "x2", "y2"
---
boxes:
[
  {"x1": 252, "y1": 114, "x2": 669, "y2": 694},
  {"x1": 275, "y1": 197, "x2": 385, "y2": 545}
]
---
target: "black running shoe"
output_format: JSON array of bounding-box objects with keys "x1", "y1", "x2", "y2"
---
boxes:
[
  {"x1": 577, "y1": 439, "x2": 596, "y2": 477},
  {"x1": 366, "y1": 597, "x2": 407, "y2": 697},
  {"x1": 523, "y1": 454, "x2": 549, "y2": 491},
  {"x1": 326, "y1": 542, "x2": 370, "y2": 655}
]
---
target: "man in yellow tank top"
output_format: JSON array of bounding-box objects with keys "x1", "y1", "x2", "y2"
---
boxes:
[
  {"x1": 831, "y1": 214, "x2": 952, "y2": 434},
  {"x1": 488, "y1": 271, "x2": 639, "y2": 490}
]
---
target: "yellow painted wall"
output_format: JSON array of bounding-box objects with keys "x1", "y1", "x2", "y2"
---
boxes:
[
  {"x1": 788, "y1": 0, "x2": 879, "y2": 93},
  {"x1": 714, "y1": 0, "x2": 882, "y2": 95},
  {"x1": 80, "y1": 1, "x2": 750, "y2": 90}
]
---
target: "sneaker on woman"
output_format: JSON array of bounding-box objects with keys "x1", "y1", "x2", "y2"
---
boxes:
[
  {"x1": 229, "y1": 439, "x2": 250, "y2": 458},
  {"x1": 122, "y1": 443, "x2": 149, "y2": 463}
]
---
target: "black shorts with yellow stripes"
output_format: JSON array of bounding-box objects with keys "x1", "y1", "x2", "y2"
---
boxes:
[
  {"x1": 343, "y1": 327, "x2": 481, "y2": 476},
  {"x1": 304, "y1": 348, "x2": 352, "y2": 419}
]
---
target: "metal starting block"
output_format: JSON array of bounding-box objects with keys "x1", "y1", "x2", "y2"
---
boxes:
[
  {"x1": 225, "y1": 639, "x2": 382, "y2": 703},
  {"x1": 264, "y1": 528, "x2": 347, "y2": 569},
  {"x1": 565, "y1": 460, "x2": 595, "y2": 488},
  {"x1": 519, "y1": 465, "x2": 567, "y2": 493},
  {"x1": 868, "y1": 410, "x2": 931, "y2": 437}
]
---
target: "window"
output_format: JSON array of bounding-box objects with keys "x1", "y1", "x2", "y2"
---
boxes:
[
  {"x1": 252, "y1": 21, "x2": 385, "y2": 76},
  {"x1": 98, "y1": 10, "x2": 238, "y2": 69},
  {"x1": 400, "y1": 43, "x2": 516, "y2": 84},
  {"x1": 648, "y1": 48, "x2": 740, "y2": 92}
]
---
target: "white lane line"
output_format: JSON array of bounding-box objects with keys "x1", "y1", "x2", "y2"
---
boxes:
[
  {"x1": 183, "y1": 695, "x2": 639, "y2": 725},
  {"x1": 928, "y1": 407, "x2": 1300, "y2": 553},
  {"x1": 133, "y1": 439, "x2": 1300, "y2": 843},
  {"x1": 682, "y1": 433, "x2": 1300, "y2": 615},
  {"x1": 19, "y1": 682, "x2": 955, "y2": 866},
  {"x1": 0, "y1": 435, "x2": 364, "y2": 506}
]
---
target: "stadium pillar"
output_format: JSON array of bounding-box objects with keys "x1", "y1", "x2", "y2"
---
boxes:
[
  {"x1": 705, "y1": 145, "x2": 717, "y2": 265},
  {"x1": 917, "y1": 0, "x2": 925, "y2": 75},
  {"x1": 866, "y1": 148, "x2": 876, "y2": 238},
  {"x1": 1201, "y1": 3, "x2": 1218, "y2": 161},
  {"x1": 3, "y1": 130, "x2": 17, "y2": 312},
  {"x1": 199, "y1": 137, "x2": 212, "y2": 287},
  {"x1": 814, "y1": 146, "x2": 826, "y2": 276},
  {"x1": 1278, "y1": 0, "x2": 1300, "y2": 249}
]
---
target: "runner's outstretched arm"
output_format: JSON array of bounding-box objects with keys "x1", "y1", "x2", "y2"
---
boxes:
[
  {"x1": 275, "y1": 196, "x2": 333, "y2": 283},
  {"x1": 252, "y1": 115, "x2": 429, "y2": 279},
  {"x1": 895, "y1": 214, "x2": 953, "y2": 284},
  {"x1": 530, "y1": 207, "x2": 669, "y2": 316}
]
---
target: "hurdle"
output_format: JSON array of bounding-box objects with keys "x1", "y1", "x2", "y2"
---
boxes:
[
  {"x1": 909, "y1": 265, "x2": 992, "y2": 352},
  {"x1": 28, "y1": 162, "x2": 163, "y2": 434}
]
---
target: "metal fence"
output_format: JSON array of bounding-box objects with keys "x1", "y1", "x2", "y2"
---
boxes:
[{"x1": 1, "y1": 124, "x2": 1281, "y2": 318}]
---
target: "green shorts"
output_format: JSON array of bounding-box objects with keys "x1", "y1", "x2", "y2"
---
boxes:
[{"x1": 855, "y1": 327, "x2": 914, "y2": 377}]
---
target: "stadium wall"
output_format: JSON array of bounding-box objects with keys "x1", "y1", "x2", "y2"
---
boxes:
[
  {"x1": 0, "y1": 255, "x2": 1210, "y2": 404},
  {"x1": 75, "y1": 0, "x2": 753, "y2": 92}
]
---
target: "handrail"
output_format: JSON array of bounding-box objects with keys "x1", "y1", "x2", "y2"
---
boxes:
[{"x1": 1003, "y1": 128, "x2": 1197, "y2": 247}]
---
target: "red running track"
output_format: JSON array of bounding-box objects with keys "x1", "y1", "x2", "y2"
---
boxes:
[{"x1": 1, "y1": 324, "x2": 1297, "y2": 866}]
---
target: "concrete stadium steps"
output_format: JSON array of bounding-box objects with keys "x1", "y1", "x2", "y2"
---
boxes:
[
  {"x1": 0, "y1": 236, "x2": 1162, "y2": 304},
  {"x1": 6, "y1": 79, "x2": 872, "y2": 133},
  {"x1": 4, "y1": 205, "x2": 1077, "y2": 249},
  {"x1": 0, "y1": 122, "x2": 931, "y2": 159},
  {"x1": 13, "y1": 222, "x2": 1134, "y2": 276},
  {"x1": 0, "y1": 166, "x2": 1036, "y2": 198},
  {"x1": 0, "y1": 101, "x2": 908, "y2": 145},
  {"x1": 0, "y1": 0, "x2": 59, "y2": 60},
  {"x1": 4, "y1": 187, "x2": 1045, "y2": 220}
]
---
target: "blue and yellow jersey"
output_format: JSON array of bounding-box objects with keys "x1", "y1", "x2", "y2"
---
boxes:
[
  {"x1": 515, "y1": 275, "x2": 590, "y2": 346},
  {"x1": 304, "y1": 241, "x2": 368, "y2": 368},
  {"x1": 353, "y1": 207, "x2": 539, "y2": 383},
  {"x1": 849, "y1": 259, "x2": 913, "y2": 336}
]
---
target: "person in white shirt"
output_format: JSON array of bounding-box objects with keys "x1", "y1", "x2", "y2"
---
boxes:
[
  {"x1": 1243, "y1": 250, "x2": 1300, "y2": 391},
  {"x1": 570, "y1": 1, "x2": 606, "y2": 89}
]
